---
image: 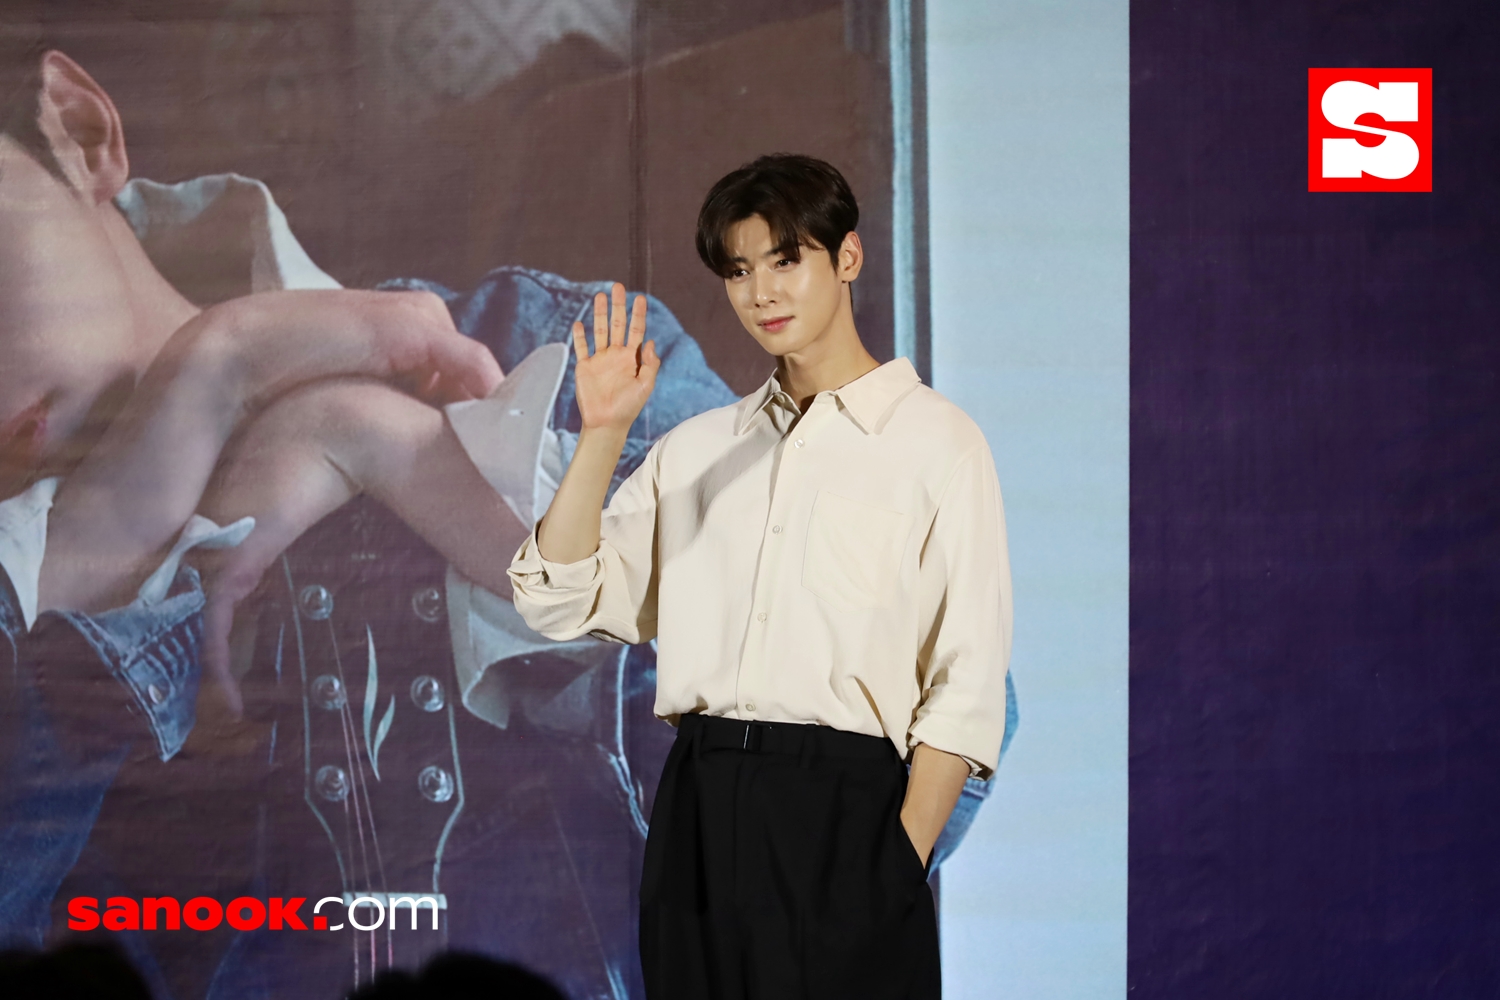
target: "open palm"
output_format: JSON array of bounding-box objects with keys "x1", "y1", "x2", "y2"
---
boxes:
[{"x1": 572, "y1": 283, "x2": 660, "y2": 432}]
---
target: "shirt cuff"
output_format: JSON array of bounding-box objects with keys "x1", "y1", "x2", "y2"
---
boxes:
[
  {"x1": 445, "y1": 564, "x2": 615, "y2": 731},
  {"x1": 0, "y1": 477, "x2": 59, "y2": 630},
  {"x1": 136, "y1": 514, "x2": 255, "y2": 606},
  {"x1": 0, "y1": 478, "x2": 253, "y2": 630},
  {"x1": 42, "y1": 564, "x2": 209, "y2": 761},
  {"x1": 509, "y1": 523, "x2": 607, "y2": 591},
  {"x1": 444, "y1": 341, "x2": 569, "y2": 528},
  {"x1": 907, "y1": 716, "x2": 1002, "y2": 781}
]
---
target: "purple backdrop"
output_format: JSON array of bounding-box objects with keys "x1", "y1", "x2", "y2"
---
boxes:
[{"x1": 1131, "y1": 1, "x2": 1500, "y2": 995}]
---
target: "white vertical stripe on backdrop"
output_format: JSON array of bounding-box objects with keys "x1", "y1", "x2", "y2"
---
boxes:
[
  {"x1": 926, "y1": 2, "x2": 1128, "y2": 997},
  {"x1": 888, "y1": 0, "x2": 919, "y2": 365}
]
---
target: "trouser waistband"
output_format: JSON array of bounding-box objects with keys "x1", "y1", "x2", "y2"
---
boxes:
[{"x1": 677, "y1": 712, "x2": 897, "y2": 761}]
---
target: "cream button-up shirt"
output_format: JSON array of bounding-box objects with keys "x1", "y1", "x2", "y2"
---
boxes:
[{"x1": 508, "y1": 357, "x2": 1013, "y2": 776}]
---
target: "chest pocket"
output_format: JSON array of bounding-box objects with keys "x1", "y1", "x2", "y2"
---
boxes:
[{"x1": 801, "y1": 491, "x2": 912, "y2": 611}]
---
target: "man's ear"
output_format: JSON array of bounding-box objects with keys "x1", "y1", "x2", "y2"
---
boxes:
[
  {"x1": 837, "y1": 231, "x2": 865, "y2": 284},
  {"x1": 34, "y1": 50, "x2": 129, "y2": 204}
]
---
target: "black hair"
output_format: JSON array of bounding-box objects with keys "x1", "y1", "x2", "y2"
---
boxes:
[
  {"x1": 695, "y1": 153, "x2": 859, "y2": 279},
  {"x1": 1, "y1": 0, "x2": 134, "y2": 183},
  {"x1": 0, "y1": 9, "x2": 63, "y2": 180}
]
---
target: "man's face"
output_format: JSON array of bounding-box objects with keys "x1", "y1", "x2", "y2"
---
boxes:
[
  {"x1": 0, "y1": 133, "x2": 138, "y2": 496},
  {"x1": 722, "y1": 215, "x2": 847, "y2": 359}
]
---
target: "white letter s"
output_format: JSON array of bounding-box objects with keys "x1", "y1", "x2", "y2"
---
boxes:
[{"x1": 1321, "y1": 80, "x2": 1420, "y2": 179}]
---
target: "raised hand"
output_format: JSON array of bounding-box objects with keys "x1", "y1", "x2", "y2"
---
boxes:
[
  {"x1": 534, "y1": 284, "x2": 659, "y2": 566},
  {"x1": 571, "y1": 283, "x2": 661, "y2": 432}
]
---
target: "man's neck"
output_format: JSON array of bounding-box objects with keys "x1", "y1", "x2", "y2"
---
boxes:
[
  {"x1": 101, "y1": 204, "x2": 201, "y2": 376},
  {"x1": 776, "y1": 312, "x2": 880, "y2": 412}
]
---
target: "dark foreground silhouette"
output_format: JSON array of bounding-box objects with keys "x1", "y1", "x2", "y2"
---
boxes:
[
  {"x1": 0, "y1": 942, "x2": 152, "y2": 1000},
  {"x1": 347, "y1": 950, "x2": 568, "y2": 1000}
]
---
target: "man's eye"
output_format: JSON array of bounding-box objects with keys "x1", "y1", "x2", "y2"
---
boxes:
[
  {"x1": 775, "y1": 259, "x2": 794, "y2": 268},
  {"x1": 729, "y1": 269, "x2": 748, "y2": 279}
]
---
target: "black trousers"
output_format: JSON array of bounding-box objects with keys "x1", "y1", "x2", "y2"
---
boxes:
[{"x1": 639, "y1": 714, "x2": 940, "y2": 1000}]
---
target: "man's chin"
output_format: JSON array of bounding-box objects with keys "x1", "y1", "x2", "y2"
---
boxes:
[{"x1": 748, "y1": 329, "x2": 803, "y2": 358}]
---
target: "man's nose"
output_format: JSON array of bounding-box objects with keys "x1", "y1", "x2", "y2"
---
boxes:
[{"x1": 750, "y1": 272, "x2": 778, "y2": 306}]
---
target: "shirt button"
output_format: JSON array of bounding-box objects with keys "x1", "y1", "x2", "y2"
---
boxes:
[
  {"x1": 756, "y1": 612, "x2": 767, "y2": 622},
  {"x1": 745, "y1": 702, "x2": 756, "y2": 712},
  {"x1": 794, "y1": 439, "x2": 805, "y2": 448},
  {"x1": 771, "y1": 525, "x2": 782, "y2": 534},
  {"x1": 147, "y1": 684, "x2": 166, "y2": 706}
]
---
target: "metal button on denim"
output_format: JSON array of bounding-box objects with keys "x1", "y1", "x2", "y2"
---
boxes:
[
  {"x1": 411, "y1": 586, "x2": 444, "y2": 623},
  {"x1": 147, "y1": 684, "x2": 166, "y2": 705},
  {"x1": 298, "y1": 584, "x2": 334, "y2": 621},
  {"x1": 310, "y1": 675, "x2": 346, "y2": 711},
  {"x1": 315, "y1": 765, "x2": 349, "y2": 803},
  {"x1": 418, "y1": 765, "x2": 455, "y2": 803},
  {"x1": 410, "y1": 675, "x2": 445, "y2": 713}
]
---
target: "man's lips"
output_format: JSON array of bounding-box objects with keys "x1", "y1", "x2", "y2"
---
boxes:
[{"x1": 758, "y1": 316, "x2": 793, "y2": 333}]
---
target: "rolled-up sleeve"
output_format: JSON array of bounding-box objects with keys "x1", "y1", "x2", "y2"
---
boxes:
[
  {"x1": 908, "y1": 444, "x2": 1014, "y2": 778},
  {"x1": 508, "y1": 439, "x2": 664, "y2": 644}
]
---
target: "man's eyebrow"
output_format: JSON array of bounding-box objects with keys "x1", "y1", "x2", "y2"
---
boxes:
[{"x1": 726, "y1": 242, "x2": 802, "y2": 265}]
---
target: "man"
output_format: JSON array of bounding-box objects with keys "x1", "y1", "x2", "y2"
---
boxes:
[
  {"x1": 509, "y1": 155, "x2": 1014, "y2": 998},
  {"x1": 0, "y1": 34, "x2": 734, "y2": 1000}
]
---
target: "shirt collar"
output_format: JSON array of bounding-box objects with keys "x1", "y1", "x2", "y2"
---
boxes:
[
  {"x1": 732, "y1": 356, "x2": 922, "y2": 436},
  {"x1": 114, "y1": 173, "x2": 342, "y2": 300}
]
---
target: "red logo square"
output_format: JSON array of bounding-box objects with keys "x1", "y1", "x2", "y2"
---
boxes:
[{"x1": 1308, "y1": 68, "x2": 1432, "y2": 192}]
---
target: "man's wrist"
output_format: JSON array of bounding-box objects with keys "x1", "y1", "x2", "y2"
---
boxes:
[{"x1": 577, "y1": 423, "x2": 632, "y2": 449}]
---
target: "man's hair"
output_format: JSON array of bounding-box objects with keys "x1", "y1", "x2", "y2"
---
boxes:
[
  {"x1": 1, "y1": 0, "x2": 132, "y2": 183},
  {"x1": 695, "y1": 154, "x2": 859, "y2": 279},
  {"x1": 0, "y1": 11, "x2": 62, "y2": 179}
]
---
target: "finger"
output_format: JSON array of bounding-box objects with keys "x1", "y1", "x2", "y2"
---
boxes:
[
  {"x1": 462, "y1": 340, "x2": 505, "y2": 398},
  {"x1": 418, "y1": 336, "x2": 502, "y2": 403},
  {"x1": 202, "y1": 579, "x2": 251, "y2": 721},
  {"x1": 389, "y1": 292, "x2": 499, "y2": 398},
  {"x1": 450, "y1": 339, "x2": 503, "y2": 400},
  {"x1": 626, "y1": 293, "x2": 648, "y2": 348},
  {"x1": 592, "y1": 292, "x2": 608, "y2": 355},
  {"x1": 572, "y1": 319, "x2": 589, "y2": 361},
  {"x1": 637, "y1": 341, "x2": 662, "y2": 399},
  {"x1": 609, "y1": 282, "x2": 627, "y2": 349},
  {"x1": 640, "y1": 339, "x2": 662, "y2": 376}
]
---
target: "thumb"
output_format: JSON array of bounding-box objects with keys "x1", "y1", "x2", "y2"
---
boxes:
[
  {"x1": 201, "y1": 590, "x2": 245, "y2": 721},
  {"x1": 640, "y1": 339, "x2": 661, "y2": 371},
  {"x1": 200, "y1": 557, "x2": 270, "y2": 723},
  {"x1": 639, "y1": 340, "x2": 662, "y2": 389}
]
